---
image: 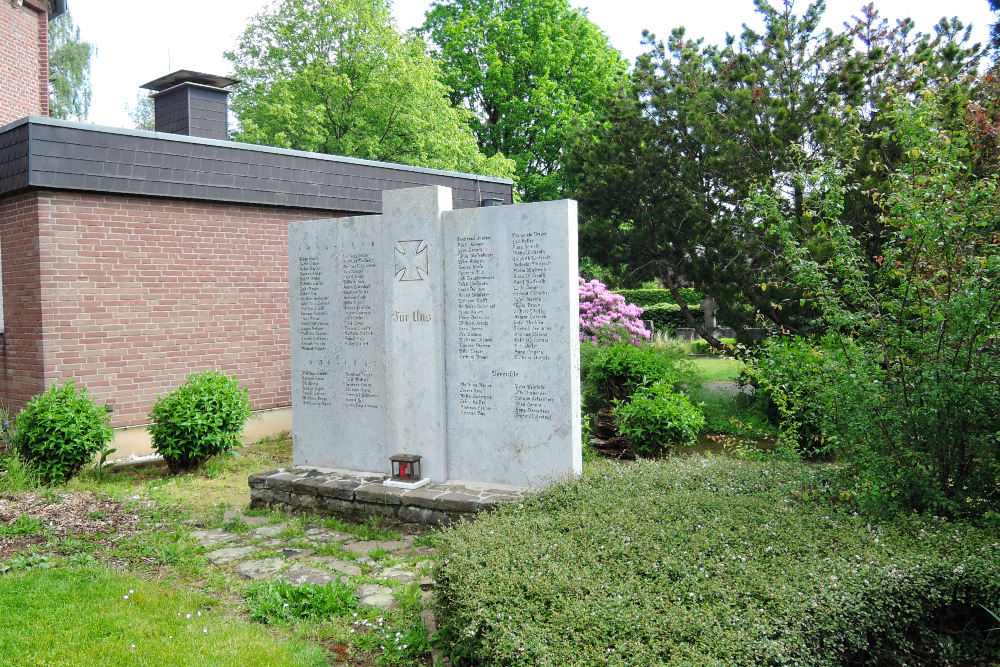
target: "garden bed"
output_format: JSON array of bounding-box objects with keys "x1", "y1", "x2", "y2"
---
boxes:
[{"x1": 433, "y1": 457, "x2": 1000, "y2": 665}]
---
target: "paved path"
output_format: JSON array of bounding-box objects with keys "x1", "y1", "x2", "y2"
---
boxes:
[{"x1": 189, "y1": 510, "x2": 436, "y2": 612}]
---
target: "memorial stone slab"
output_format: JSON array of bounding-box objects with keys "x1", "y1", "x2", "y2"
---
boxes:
[{"x1": 289, "y1": 185, "x2": 581, "y2": 488}]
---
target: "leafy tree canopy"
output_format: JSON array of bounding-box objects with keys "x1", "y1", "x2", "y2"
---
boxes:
[
  {"x1": 423, "y1": 0, "x2": 627, "y2": 201},
  {"x1": 48, "y1": 10, "x2": 94, "y2": 121},
  {"x1": 566, "y1": 0, "x2": 983, "y2": 346},
  {"x1": 225, "y1": 0, "x2": 513, "y2": 179},
  {"x1": 126, "y1": 92, "x2": 155, "y2": 131}
]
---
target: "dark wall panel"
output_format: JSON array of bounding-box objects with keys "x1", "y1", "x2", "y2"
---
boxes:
[
  {"x1": 0, "y1": 124, "x2": 28, "y2": 194},
  {"x1": 0, "y1": 119, "x2": 515, "y2": 213},
  {"x1": 153, "y1": 88, "x2": 189, "y2": 136}
]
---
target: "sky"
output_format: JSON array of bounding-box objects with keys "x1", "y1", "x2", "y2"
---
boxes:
[{"x1": 66, "y1": 0, "x2": 997, "y2": 129}]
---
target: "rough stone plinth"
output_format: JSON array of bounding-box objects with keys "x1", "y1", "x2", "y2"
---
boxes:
[{"x1": 249, "y1": 466, "x2": 524, "y2": 525}]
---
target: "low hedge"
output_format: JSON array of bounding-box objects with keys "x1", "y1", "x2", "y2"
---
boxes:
[
  {"x1": 643, "y1": 302, "x2": 703, "y2": 332},
  {"x1": 617, "y1": 288, "x2": 703, "y2": 308},
  {"x1": 434, "y1": 458, "x2": 1000, "y2": 666}
]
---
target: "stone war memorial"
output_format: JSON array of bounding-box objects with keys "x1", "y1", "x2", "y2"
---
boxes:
[{"x1": 250, "y1": 186, "x2": 581, "y2": 524}]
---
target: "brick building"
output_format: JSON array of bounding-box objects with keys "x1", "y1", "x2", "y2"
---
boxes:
[
  {"x1": 0, "y1": 0, "x2": 61, "y2": 125},
  {"x1": 0, "y1": 6, "x2": 512, "y2": 456}
]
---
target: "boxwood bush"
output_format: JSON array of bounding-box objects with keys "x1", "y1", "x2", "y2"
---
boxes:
[
  {"x1": 12, "y1": 382, "x2": 113, "y2": 483},
  {"x1": 148, "y1": 371, "x2": 252, "y2": 474},
  {"x1": 434, "y1": 458, "x2": 1000, "y2": 666}
]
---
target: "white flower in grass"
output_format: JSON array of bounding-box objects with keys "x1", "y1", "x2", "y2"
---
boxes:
[{"x1": 185, "y1": 613, "x2": 191, "y2": 619}]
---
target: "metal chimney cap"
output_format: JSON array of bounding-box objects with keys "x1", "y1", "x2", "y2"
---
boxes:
[{"x1": 140, "y1": 70, "x2": 239, "y2": 93}]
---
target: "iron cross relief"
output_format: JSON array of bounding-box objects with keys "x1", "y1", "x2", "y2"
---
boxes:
[{"x1": 393, "y1": 240, "x2": 429, "y2": 282}]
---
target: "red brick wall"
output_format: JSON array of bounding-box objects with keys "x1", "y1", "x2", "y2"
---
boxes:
[
  {"x1": 9, "y1": 191, "x2": 343, "y2": 427},
  {"x1": 0, "y1": 1, "x2": 48, "y2": 126},
  {"x1": 0, "y1": 193, "x2": 46, "y2": 413}
]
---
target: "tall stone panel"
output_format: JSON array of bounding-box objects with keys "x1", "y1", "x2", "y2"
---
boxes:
[
  {"x1": 443, "y1": 200, "x2": 581, "y2": 487},
  {"x1": 381, "y1": 187, "x2": 450, "y2": 483},
  {"x1": 289, "y1": 217, "x2": 387, "y2": 472},
  {"x1": 289, "y1": 186, "x2": 581, "y2": 487}
]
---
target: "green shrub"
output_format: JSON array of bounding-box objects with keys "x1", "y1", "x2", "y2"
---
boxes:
[
  {"x1": 642, "y1": 302, "x2": 704, "y2": 333},
  {"x1": 582, "y1": 343, "x2": 698, "y2": 414},
  {"x1": 747, "y1": 92, "x2": 1000, "y2": 517},
  {"x1": 617, "y1": 287, "x2": 703, "y2": 307},
  {"x1": 612, "y1": 382, "x2": 705, "y2": 455},
  {"x1": 148, "y1": 371, "x2": 252, "y2": 474},
  {"x1": 433, "y1": 458, "x2": 1000, "y2": 666},
  {"x1": 11, "y1": 382, "x2": 113, "y2": 483}
]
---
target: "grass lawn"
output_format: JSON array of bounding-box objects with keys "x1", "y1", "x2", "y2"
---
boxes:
[
  {"x1": 687, "y1": 355, "x2": 741, "y2": 382},
  {"x1": 0, "y1": 434, "x2": 436, "y2": 666},
  {"x1": 0, "y1": 566, "x2": 327, "y2": 666}
]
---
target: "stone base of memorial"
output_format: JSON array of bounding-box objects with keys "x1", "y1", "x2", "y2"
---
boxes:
[{"x1": 248, "y1": 467, "x2": 525, "y2": 526}]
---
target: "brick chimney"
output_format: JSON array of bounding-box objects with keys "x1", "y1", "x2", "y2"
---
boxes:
[
  {"x1": 140, "y1": 70, "x2": 238, "y2": 141},
  {"x1": 0, "y1": 0, "x2": 65, "y2": 126}
]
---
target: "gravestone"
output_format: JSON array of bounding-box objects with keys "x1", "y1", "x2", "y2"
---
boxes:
[{"x1": 289, "y1": 186, "x2": 580, "y2": 488}]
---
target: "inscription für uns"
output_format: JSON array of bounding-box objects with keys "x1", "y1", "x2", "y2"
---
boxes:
[{"x1": 392, "y1": 310, "x2": 433, "y2": 323}]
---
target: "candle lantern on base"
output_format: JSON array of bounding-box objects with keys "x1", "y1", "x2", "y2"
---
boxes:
[{"x1": 384, "y1": 453, "x2": 430, "y2": 489}]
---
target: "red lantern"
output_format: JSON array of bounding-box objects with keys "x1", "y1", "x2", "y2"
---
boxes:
[{"x1": 390, "y1": 453, "x2": 421, "y2": 482}]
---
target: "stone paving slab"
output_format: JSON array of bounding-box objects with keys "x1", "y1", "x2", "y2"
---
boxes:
[
  {"x1": 250, "y1": 523, "x2": 287, "y2": 539},
  {"x1": 343, "y1": 539, "x2": 410, "y2": 555},
  {"x1": 235, "y1": 558, "x2": 286, "y2": 580},
  {"x1": 191, "y1": 529, "x2": 242, "y2": 549},
  {"x1": 310, "y1": 556, "x2": 362, "y2": 577},
  {"x1": 303, "y1": 527, "x2": 353, "y2": 543},
  {"x1": 379, "y1": 565, "x2": 416, "y2": 584},
  {"x1": 249, "y1": 466, "x2": 526, "y2": 525},
  {"x1": 356, "y1": 583, "x2": 397, "y2": 610},
  {"x1": 205, "y1": 545, "x2": 257, "y2": 564},
  {"x1": 283, "y1": 563, "x2": 342, "y2": 586}
]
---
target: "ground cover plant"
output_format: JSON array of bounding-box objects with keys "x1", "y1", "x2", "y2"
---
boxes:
[{"x1": 434, "y1": 457, "x2": 1000, "y2": 665}]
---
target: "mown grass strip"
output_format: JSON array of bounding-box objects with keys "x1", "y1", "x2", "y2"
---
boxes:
[{"x1": 0, "y1": 565, "x2": 327, "y2": 666}]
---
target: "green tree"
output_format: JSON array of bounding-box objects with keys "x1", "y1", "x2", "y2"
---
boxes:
[
  {"x1": 568, "y1": 1, "x2": 852, "y2": 344},
  {"x1": 225, "y1": 0, "x2": 512, "y2": 179},
  {"x1": 567, "y1": 0, "x2": 982, "y2": 346},
  {"x1": 748, "y1": 91, "x2": 1000, "y2": 516},
  {"x1": 423, "y1": 0, "x2": 626, "y2": 201},
  {"x1": 126, "y1": 92, "x2": 155, "y2": 131},
  {"x1": 48, "y1": 10, "x2": 94, "y2": 121}
]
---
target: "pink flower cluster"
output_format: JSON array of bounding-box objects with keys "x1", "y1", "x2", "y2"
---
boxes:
[{"x1": 579, "y1": 277, "x2": 651, "y2": 345}]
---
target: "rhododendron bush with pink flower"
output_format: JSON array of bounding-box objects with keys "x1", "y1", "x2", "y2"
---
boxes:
[{"x1": 578, "y1": 278, "x2": 651, "y2": 345}]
